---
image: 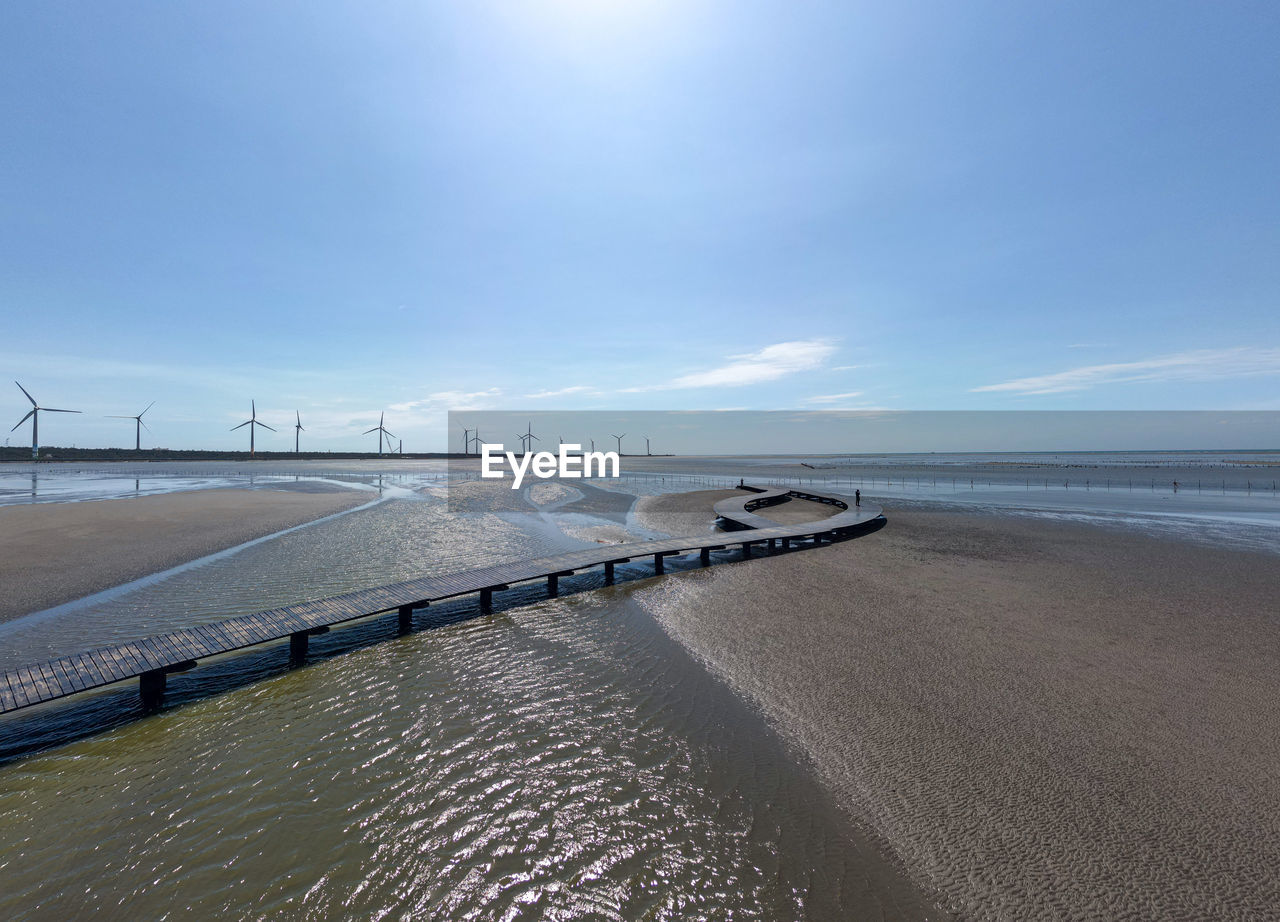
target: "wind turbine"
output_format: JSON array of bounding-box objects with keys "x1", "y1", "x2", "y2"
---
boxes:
[
  {"x1": 520, "y1": 421, "x2": 539, "y2": 455},
  {"x1": 231, "y1": 400, "x2": 275, "y2": 458},
  {"x1": 107, "y1": 401, "x2": 155, "y2": 451},
  {"x1": 590, "y1": 438, "x2": 595, "y2": 452},
  {"x1": 294, "y1": 411, "x2": 305, "y2": 453},
  {"x1": 363, "y1": 412, "x2": 395, "y2": 456},
  {"x1": 644, "y1": 436, "x2": 651, "y2": 456},
  {"x1": 611, "y1": 433, "x2": 625, "y2": 454},
  {"x1": 461, "y1": 425, "x2": 472, "y2": 456},
  {"x1": 11, "y1": 381, "x2": 80, "y2": 461}
]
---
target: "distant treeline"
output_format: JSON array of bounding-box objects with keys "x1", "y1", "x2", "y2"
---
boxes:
[{"x1": 0, "y1": 447, "x2": 465, "y2": 463}]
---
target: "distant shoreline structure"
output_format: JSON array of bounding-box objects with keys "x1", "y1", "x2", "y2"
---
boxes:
[{"x1": 0, "y1": 447, "x2": 680, "y2": 463}]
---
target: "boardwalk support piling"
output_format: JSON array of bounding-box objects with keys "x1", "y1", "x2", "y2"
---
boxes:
[
  {"x1": 139, "y1": 669, "x2": 166, "y2": 710},
  {"x1": 398, "y1": 604, "x2": 415, "y2": 635},
  {"x1": 700, "y1": 548, "x2": 710, "y2": 566},
  {"x1": 547, "y1": 571, "x2": 572, "y2": 598},
  {"x1": 654, "y1": 553, "x2": 664, "y2": 575},
  {"x1": 604, "y1": 562, "x2": 614, "y2": 584},
  {"x1": 480, "y1": 585, "x2": 507, "y2": 614},
  {"x1": 289, "y1": 626, "x2": 329, "y2": 666}
]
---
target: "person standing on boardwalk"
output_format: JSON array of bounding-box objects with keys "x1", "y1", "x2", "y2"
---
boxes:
[{"x1": 855, "y1": 489, "x2": 861, "y2": 507}]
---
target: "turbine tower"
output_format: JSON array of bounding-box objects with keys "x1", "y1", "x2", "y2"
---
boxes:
[
  {"x1": 590, "y1": 438, "x2": 595, "y2": 452},
  {"x1": 644, "y1": 435, "x2": 651, "y2": 456},
  {"x1": 107, "y1": 401, "x2": 155, "y2": 451},
  {"x1": 461, "y1": 425, "x2": 472, "y2": 457},
  {"x1": 294, "y1": 411, "x2": 305, "y2": 453},
  {"x1": 611, "y1": 433, "x2": 625, "y2": 454},
  {"x1": 363, "y1": 412, "x2": 395, "y2": 456},
  {"x1": 520, "y1": 421, "x2": 539, "y2": 455},
  {"x1": 231, "y1": 400, "x2": 275, "y2": 458},
  {"x1": 11, "y1": 382, "x2": 80, "y2": 461}
]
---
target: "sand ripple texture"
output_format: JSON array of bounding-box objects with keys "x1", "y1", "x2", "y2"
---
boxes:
[
  {"x1": 634, "y1": 508, "x2": 1280, "y2": 921},
  {"x1": 0, "y1": 592, "x2": 928, "y2": 920}
]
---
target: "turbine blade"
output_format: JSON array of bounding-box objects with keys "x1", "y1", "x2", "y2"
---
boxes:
[
  {"x1": 528, "y1": 433, "x2": 540, "y2": 441},
  {"x1": 140, "y1": 420, "x2": 152, "y2": 432},
  {"x1": 140, "y1": 401, "x2": 155, "y2": 417},
  {"x1": 363, "y1": 427, "x2": 379, "y2": 435},
  {"x1": 11, "y1": 410, "x2": 34, "y2": 431},
  {"x1": 43, "y1": 408, "x2": 80, "y2": 414},
  {"x1": 256, "y1": 421, "x2": 277, "y2": 432},
  {"x1": 231, "y1": 420, "x2": 251, "y2": 431},
  {"x1": 105, "y1": 415, "x2": 134, "y2": 418},
  {"x1": 14, "y1": 381, "x2": 36, "y2": 406}
]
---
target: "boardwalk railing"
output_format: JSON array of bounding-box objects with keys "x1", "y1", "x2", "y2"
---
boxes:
[{"x1": 1, "y1": 485, "x2": 882, "y2": 715}]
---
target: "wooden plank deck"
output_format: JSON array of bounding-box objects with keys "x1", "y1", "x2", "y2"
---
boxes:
[{"x1": 0, "y1": 484, "x2": 882, "y2": 715}]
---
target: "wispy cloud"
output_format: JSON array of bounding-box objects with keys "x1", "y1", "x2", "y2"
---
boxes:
[
  {"x1": 623, "y1": 339, "x2": 838, "y2": 392},
  {"x1": 829, "y1": 364, "x2": 864, "y2": 372},
  {"x1": 524, "y1": 385, "x2": 597, "y2": 399},
  {"x1": 973, "y1": 347, "x2": 1280, "y2": 395},
  {"x1": 803, "y1": 391, "x2": 863, "y2": 404},
  {"x1": 388, "y1": 388, "x2": 503, "y2": 413}
]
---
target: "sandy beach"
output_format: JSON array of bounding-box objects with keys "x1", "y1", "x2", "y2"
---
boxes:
[
  {"x1": 0, "y1": 487, "x2": 368, "y2": 622},
  {"x1": 635, "y1": 497, "x2": 1280, "y2": 920}
]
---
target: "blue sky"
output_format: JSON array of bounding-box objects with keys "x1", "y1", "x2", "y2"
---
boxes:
[{"x1": 2, "y1": 1, "x2": 1277, "y2": 451}]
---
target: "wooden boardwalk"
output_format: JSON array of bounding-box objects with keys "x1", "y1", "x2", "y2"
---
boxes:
[{"x1": 0, "y1": 485, "x2": 882, "y2": 715}]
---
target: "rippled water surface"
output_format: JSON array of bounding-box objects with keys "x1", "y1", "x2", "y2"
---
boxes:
[{"x1": 0, "y1": 590, "x2": 921, "y2": 920}]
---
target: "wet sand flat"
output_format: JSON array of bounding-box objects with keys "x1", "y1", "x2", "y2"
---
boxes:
[
  {"x1": 0, "y1": 488, "x2": 367, "y2": 622},
  {"x1": 636, "y1": 503, "x2": 1280, "y2": 920}
]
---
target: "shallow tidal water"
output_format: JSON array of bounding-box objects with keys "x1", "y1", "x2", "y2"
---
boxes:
[
  {"x1": 0, "y1": 591, "x2": 924, "y2": 920},
  {"x1": 0, "y1": 477, "x2": 927, "y2": 920}
]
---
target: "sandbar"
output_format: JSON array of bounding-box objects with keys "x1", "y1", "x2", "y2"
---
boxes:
[{"x1": 0, "y1": 487, "x2": 368, "y2": 622}]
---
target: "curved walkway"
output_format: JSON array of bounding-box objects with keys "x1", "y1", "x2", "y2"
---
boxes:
[{"x1": 0, "y1": 485, "x2": 883, "y2": 716}]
